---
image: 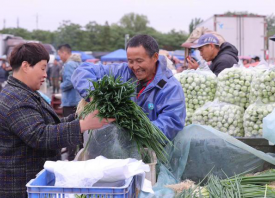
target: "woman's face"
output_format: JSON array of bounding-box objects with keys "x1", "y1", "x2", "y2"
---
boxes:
[{"x1": 27, "y1": 60, "x2": 47, "y2": 91}]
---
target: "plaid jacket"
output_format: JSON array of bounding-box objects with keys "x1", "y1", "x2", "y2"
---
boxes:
[{"x1": 0, "y1": 76, "x2": 83, "y2": 198}]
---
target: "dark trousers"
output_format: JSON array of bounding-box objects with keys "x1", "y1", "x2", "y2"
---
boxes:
[
  {"x1": 63, "y1": 106, "x2": 82, "y2": 161},
  {"x1": 52, "y1": 77, "x2": 60, "y2": 94}
]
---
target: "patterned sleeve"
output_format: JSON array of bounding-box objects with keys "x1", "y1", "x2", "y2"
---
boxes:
[{"x1": 7, "y1": 102, "x2": 83, "y2": 149}]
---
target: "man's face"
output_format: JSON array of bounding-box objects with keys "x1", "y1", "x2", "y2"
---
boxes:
[
  {"x1": 57, "y1": 50, "x2": 69, "y2": 63},
  {"x1": 198, "y1": 44, "x2": 215, "y2": 62},
  {"x1": 127, "y1": 45, "x2": 158, "y2": 81}
]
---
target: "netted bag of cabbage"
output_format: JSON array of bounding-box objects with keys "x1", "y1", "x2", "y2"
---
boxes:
[
  {"x1": 244, "y1": 102, "x2": 275, "y2": 137},
  {"x1": 192, "y1": 101, "x2": 245, "y2": 137},
  {"x1": 177, "y1": 68, "x2": 217, "y2": 117},
  {"x1": 215, "y1": 65, "x2": 254, "y2": 108},
  {"x1": 249, "y1": 67, "x2": 275, "y2": 104},
  {"x1": 185, "y1": 108, "x2": 194, "y2": 126}
]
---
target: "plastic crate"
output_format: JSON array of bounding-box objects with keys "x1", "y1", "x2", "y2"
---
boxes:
[{"x1": 26, "y1": 169, "x2": 136, "y2": 198}]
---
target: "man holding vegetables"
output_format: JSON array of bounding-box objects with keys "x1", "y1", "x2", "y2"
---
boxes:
[
  {"x1": 187, "y1": 34, "x2": 238, "y2": 76},
  {"x1": 72, "y1": 34, "x2": 186, "y2": 140}
]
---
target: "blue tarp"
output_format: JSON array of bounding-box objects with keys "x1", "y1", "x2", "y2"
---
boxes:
[{"x1": 101, "y1": 49, "x2": 127, "y2": 62}]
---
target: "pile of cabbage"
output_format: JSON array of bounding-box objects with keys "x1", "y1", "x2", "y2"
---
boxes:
[
  {"x1": 192, "y1": 101, "x2": 245, "y2": 137},
  {"x1": 176, "y1": 68, "x2": 217, "y2": 125},
  {"x1": 244, "y1": 102, "x2": 275, "y2": 137},
  {"x1": 215, "y1": 66, "x2": 254, "y2": 108},
  {"x1": 249, "y1": 68, "x2": 275, "y2": 104}
]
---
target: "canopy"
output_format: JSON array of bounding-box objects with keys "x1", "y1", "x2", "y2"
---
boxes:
[
  {"x1": 72, "y1": 51, "x2": 95, "y2": 62},
  {"x1": 101, "y1": 49, "x2": 127, "y2": 62}
]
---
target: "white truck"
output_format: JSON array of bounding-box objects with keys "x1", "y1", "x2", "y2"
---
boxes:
[{"x1": 197, "y1": 15, "x2": 267, "y2": 59}]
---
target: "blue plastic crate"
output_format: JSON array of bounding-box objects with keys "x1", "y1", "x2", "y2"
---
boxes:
[{"x1": 26, "y1": 169, "x2": 136, "y2": 198}]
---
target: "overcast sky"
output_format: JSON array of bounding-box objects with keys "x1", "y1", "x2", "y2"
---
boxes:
[{"x1": 1, "y1": 0, "x2": 274, "y2": 33}]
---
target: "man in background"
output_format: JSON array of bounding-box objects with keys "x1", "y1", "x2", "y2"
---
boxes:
[
  {"x1": 187, "y1": 34, "x2": 238, "y2": 76},
  {"x1": 50, "y1": 58, "x2": 61, "y2": 94},
  {"x1": 57, "y1": 44, "x2": 82, "y2": 160}
]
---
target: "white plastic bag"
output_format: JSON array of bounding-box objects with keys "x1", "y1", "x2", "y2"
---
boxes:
[
  {"x1": 263, "y1": 108, "x2": 275, "y2": 144},
  {"x1": 192, "y1": 100, "x2": 244, "y2": 137},
  {"x1": 44, "y1": 156, "x2": 153, "y2": 193}
]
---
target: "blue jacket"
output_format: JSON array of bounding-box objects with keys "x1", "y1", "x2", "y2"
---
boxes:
[
  {"x1": 71, "y1": 55, "x2": 186, "y2": 140},
  {"x1": 60, "y1": 56, "x2": 81, "y2": 107}
]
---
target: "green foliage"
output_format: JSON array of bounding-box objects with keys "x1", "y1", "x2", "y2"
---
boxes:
[
  {"x1": 120, "y1": 12, "x2": 149, "y2": 32},
  {"x1": 189, "y1": 18, "x2": 203, "y2": 34},
  {"x1": 267, "y1": 14, "x2": 275, "y2": 38},
  {"x1": 224, "y1": 11, "x2": 259, "y2": 16},
  {"x1": 0, "y1": 28, "x2": 32, "y2": 40},
  {"x1": 80, "y1": 75, "x2": 171, "y2": 163},
  {"x1": 0, "y1": 13, "x2": 188, "y2": 51}
]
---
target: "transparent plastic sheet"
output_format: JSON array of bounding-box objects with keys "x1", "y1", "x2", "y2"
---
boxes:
[
  {"x1": 192, "y1": 100, "x2": 245, "y2": 137},
  {"x1": 176, "y1": 65, "x2": 217, "y2": 126},
  {"x1": 140, "y1": 124, "x2": 275, "y2": 198},
  {"x1": 249, "y1": 65, "x2": 275, "y2": 104},
  {"x1": 78, "y1": 124, "x2": 141, "y2": 161},
  {"x1": 215, "y1": 64, "x2": 254, "y2": 108},
  {"x1": 263, "y1": 108, "x2": 275, "y2": 144},
  {"x1": 244, "y1": 101, "x2": 275, "y2": 137}
]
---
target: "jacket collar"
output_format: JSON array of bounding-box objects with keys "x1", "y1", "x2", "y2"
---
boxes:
[{"x1": 148, "y1": 55, "x2": 173, "y2": 89}]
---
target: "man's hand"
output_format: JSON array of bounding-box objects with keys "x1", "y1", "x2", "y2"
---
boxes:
[{"x1": 187, "y1": 57, "x2": 199, "y2": 70}]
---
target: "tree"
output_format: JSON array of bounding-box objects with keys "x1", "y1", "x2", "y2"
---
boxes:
[
  {"x1": 224, "y1": 11, "x2": 258, "y2": 16},
  {"x1": 267, "y1": 14, "x2": 275, "y2": 38},
  {"x1": 120, "y1": 13, "x2": 149, "y2": 32},
  {"x1": 189, "y1": 18, "x2": 203, "y2": 34},
  {"x1": 0, "y1": 28, "x2": 32, "y2": 40},
  {"x1": 31, "y1": 30, "x2": 54, "y2": 44},
  {"x1": 54, "y1": 20, "x2": 85, "y2": 50}
]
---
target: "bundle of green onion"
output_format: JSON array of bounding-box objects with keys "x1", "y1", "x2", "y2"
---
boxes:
[
  {"x1": 176, "y1": 170, "x2": 275, "y2": 198},
  {"x1": 79, "y1": 75, "x2": 170, "y2": 163}
]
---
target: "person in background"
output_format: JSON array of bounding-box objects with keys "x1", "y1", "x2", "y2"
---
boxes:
[
  {"x1": 72, "y1": 34, "x2": 186, "y2": 141},
  {"x1": 0, "y1": 43, "x2": 114, "y2": 197},
  {"x1": 187, "y1": 34, "x2": 239, "y2": 76},
  {"x1": 252, "y1": 56, "x2": 260, "y2": 63},
  {"x1": 46, "y1": 63, "x2": 52, "y2": 87},
  {"x1": 57, "y1": 44, "x2": 82, "y2": 161},
  {"x1": 0, "y1": 57, "x2": 8, "y2": 91},
  {"x1": 50, "y1": 58, "x2": 61, "y2": 94}
]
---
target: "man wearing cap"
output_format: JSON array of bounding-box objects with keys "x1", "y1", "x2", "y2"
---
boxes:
[{"x1": 187, "y1": 34, "x2": 238, "y2": 76}]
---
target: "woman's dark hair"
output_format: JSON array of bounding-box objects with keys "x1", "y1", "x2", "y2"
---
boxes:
[
  {"x1": 126, "y1": 34, "x2": 159, "y2": 57},
  {"x1": 9, "y1": 43, "x2": 50, "y2": 71}
]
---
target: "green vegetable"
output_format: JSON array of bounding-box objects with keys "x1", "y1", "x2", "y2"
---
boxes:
[
  {"x1": 192, "y1": 101, "x2": 244, "y2": 137},
  {"x1": 250, "y1": 68, "x2": 275, "y2": 104},
  {"x1": 177, "y1": 169, "x2": 275, "y2": 198},
  {"x1": 244, "y1": 102, "x2": 275, "y2": 137},
  {"x1": 79, "y1": 75, "x2": 171, "y2": 163},
  {"x1": 175, "y1": 69, "x2": 217, "y2": 126},
  {"x1": 216, "y1": 66, "x2": 254, "y2": 108},
  {"x1": 215, "y1": 67, "x2": 254, "y2": 108}
]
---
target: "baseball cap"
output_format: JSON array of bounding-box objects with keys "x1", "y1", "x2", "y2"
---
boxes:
[{"x1": 191, "y1": 34, "x2": 220, "y2": 49}]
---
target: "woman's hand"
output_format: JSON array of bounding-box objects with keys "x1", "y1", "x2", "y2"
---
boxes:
[{"x1": 79, "y1": 110, "x2": 115, "y2": 133}]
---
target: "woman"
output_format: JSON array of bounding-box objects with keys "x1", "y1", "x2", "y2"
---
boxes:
[{"x1": 0, "y1": 43, "x2": 114, "y2": 197}]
